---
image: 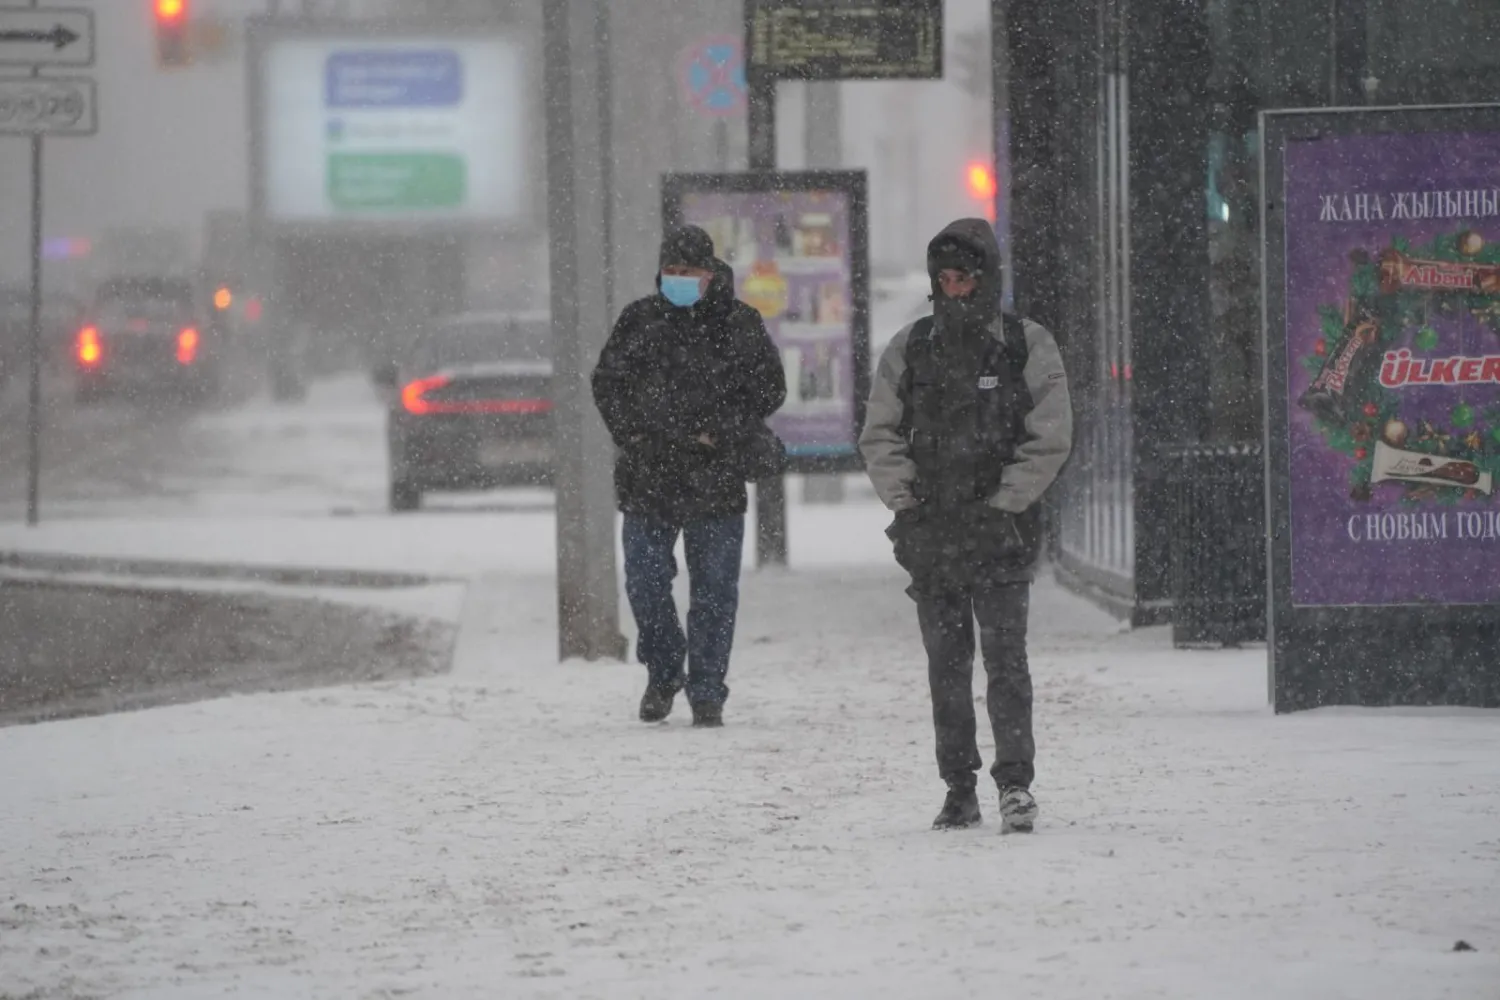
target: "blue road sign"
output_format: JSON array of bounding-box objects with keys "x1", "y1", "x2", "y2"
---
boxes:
[{"x1": 325, "y1": 50, "x2": 463, "y2": 109}]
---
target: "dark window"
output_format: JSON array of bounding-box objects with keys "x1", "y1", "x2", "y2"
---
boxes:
[{"x1": 412, "y1": 316, "x2": 551, "y2": 371}]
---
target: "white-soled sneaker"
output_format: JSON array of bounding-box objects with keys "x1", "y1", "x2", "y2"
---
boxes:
[{"x1": 998, "y1": 785, "x2": 1038, "y2": 834}]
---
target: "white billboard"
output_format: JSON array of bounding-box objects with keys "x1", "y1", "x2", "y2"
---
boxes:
[{"x1": 260, "y1": 35, "x2": 525, "y2": 225}]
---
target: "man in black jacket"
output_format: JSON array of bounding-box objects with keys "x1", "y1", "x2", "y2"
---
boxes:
[
  {"x1": 860, "y1": 219, "x2": 1073, "y2": 833},
  {"x1": 592, "y1": 226, "x2": 787, "y2": 728}
]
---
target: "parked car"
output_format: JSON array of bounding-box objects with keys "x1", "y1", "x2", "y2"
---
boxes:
[
  {"x1": 381, "y1": 311, "x2": 553, "y2": 512},
  {"x1": 73, "y1": 276, "x2": 220, "y2": 404}
]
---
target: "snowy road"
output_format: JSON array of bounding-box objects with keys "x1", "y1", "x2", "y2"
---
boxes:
[
  {"x1": 0, "y1": 381, "x2": 190, "y2": 523},
  {"x1": 0, "y1": 373, "x2": 390, "y2": 523}
]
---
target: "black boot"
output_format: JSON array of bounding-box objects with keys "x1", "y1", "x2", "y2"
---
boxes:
[
  {"x1": 639, "y1": 683, "x2": 678, "y2": 723},
  {"x1": 932, "y1": 781, "x2": 982, "y2": 830},
  {"x1": 690, "y1": 703, "x2": 723, "y2": 728}
]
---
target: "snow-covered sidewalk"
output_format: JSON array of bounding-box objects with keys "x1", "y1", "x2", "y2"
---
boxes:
[{"x1": 3, "y1": 520, "x2": 1498, "y2": 997}]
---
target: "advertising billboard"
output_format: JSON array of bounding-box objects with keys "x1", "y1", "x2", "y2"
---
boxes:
[
  {"x1": 1281, "y1": 130, "x2": 1500, "y2": 607},
  {"x1": 663, "y1": 171, "x2": 870, "y2": 471},
  {"x1": 256, "y1": 32, "x2": 526, "y2": 226},
  {"x1": 1262, "y1": 103, "x2": 1500, "y2": 711}
]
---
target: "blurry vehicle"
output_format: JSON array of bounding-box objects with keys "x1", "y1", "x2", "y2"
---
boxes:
[
  {"x1": 73, "y1": 276, "x2": 220, "y2": 404},
  {"x1": 379, "y1": 311, "x2": 553, "y2": 512},
  {"x1": 0, "y1": 287, "x2": 83, "y2": 387}
]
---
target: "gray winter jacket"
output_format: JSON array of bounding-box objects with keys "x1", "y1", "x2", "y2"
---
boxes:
[{"x1": 860, "y1": 315, "x2": 1073, "y2": 514}]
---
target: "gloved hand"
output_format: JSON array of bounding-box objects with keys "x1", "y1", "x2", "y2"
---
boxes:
[
  {"x1": 886, "y1": 504, "x2": 936, "y2": 578},
  {"x1": 893, "y1": 504, "x2": 924, "y2": 526}
]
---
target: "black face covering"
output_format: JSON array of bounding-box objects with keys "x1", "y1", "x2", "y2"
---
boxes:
[{"x1": 934, "y1": 276, "x2": 1000, "y2": 339}]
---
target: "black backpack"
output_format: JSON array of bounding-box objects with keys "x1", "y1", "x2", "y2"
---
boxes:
[
  {"x1": 896, "y1": 313, "x2": 1034, "y2": 505},
  {"x1": 897, "y1": 313, "x2": 1032, "y2": 430}
]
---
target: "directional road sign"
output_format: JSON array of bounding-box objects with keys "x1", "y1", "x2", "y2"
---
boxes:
[
  {"x1": 0, "y1": 75, "x2": 96, "y2": 134},
  {"x1": 0, "y1": 8, "x2": 94, "y2": 68}
]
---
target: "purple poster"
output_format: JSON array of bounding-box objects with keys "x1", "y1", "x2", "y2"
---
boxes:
[
  {"x1": 679, "y1": 189, "x2": 855, "y2": 458},
  {"x1": 1284, "y1": 130, "x2": 1500, "y2": 607}
]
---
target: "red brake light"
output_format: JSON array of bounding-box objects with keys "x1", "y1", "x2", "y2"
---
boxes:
[
  {"x1": 177, "y1": 327, "x2": 199, "y2": 365},
  {"x1": 401, "y1": 374, "x2": 552, "y2": 416},
  {"x1": 402, "y1": 375, "x2": 450, "y2": 415},
  {"x1": 77, "y1": 326, "x2": 101, "y2": 366}
]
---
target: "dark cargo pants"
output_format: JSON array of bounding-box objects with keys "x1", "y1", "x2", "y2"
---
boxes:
[{"x1": 913, "y1": 579, "x2": 1035, "y2": 791}]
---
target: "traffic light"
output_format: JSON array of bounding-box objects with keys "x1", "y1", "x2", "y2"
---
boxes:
[
  {"x1": 965, "y1": 161, "x2": 998, "y2": 223},
  {"x1": 154, "y1": 0, "x2": 190, "y2": 68}
]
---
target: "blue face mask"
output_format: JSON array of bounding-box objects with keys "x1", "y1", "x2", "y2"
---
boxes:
[{"x1": 660, "y1": 274, "x2": 704, "y2": 308}]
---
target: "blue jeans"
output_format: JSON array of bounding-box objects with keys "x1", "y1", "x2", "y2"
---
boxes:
[{"x1": 622, "y1": 514, "x2": 745, "y2": 708}]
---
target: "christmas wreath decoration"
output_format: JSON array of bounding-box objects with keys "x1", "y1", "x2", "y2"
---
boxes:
[{"x1": 1299, "y1": 229, "x2": 1500, "y2": 505}]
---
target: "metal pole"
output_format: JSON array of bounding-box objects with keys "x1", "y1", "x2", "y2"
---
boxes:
[
  {"x1": 746, "y1": 63, "x2": 788, "y2": 566},
  {"x1": 24, "y1": 0, "x2": 42, "y2": 527},
  {"x1": 713, "y1": 118, "x2": 729, "y2": 172},
  {"x1": 542, "y1": 0, "x2": 626, "y2": 661},
  {"x1": 25, "y1": 133, "x2": 42, "y2": 526},
  {"x1": 596, "y1": 0, "x2": 614, "y2": 320},
  {"x1": 804, "y1": 82, "x2": 841, "y2": 167},
  {"x1": 802, "y1": 81, "x2": 845, "y2": 507}
]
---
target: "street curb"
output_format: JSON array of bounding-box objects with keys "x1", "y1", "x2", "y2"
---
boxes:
[{"x1": 0, "y1": 550, "x2": 442, "y2": 590}]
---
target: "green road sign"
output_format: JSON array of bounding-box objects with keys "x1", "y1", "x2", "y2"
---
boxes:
[{"x1": 327, "y1": 153, "x2": 466, "y2": 211}]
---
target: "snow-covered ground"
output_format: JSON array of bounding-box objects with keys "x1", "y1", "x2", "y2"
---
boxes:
[
  {"x1": 5, "y1": 541, "x2": 1499, "y2": 996},
  {"x1": 2, "y1": 375, "x2": 1498, "y2": 997}
]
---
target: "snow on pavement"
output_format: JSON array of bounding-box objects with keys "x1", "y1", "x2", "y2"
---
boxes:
[
  {"x1": 2, "y1": 374, "x2": 1497, "y2": 996},
  {"x1": 3, "y1": 556, "x2": 1498, "y2": 997}
]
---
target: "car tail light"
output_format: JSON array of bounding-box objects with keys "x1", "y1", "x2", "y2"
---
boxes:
[
  {"x1": 401, "y1": 374, "x2": 553, "y2": 416},
  {"x1": 77, "y1": 326, "x2": 101, "y2": 366},
  {"x1": 177, "y1": 327, "x2": 199, "y2": 365},
  {"x1": 402, "y1": 375, "x2": 450, "y2": 415}
]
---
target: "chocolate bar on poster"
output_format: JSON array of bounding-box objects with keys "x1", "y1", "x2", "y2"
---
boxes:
[
  {"x1": 1371, "y1": 440, "x2": 1494, "y2": 495},
  {"x1": 1298, "y1": 315, "x2": 1382, "y2": 425},
  {"x1": 1379, "y1": 250, "x2": 1500, "y2": 295}
]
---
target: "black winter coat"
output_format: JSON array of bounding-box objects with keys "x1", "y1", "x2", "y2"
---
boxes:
[{"x1": 592, "y1": 262, "x2": 787, "y2": 521}]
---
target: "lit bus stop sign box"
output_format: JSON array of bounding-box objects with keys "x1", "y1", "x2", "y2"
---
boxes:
[
  {"x1": 1261, "y1": 103, "x2": 1500, "y2": 712},
  {"x1": 746, "y1": 0, "x2": 942, "y2": 81}
]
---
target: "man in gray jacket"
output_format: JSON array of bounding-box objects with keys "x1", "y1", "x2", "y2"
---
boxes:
[{"x1": 860, "y1": 219, "x2": 1072, "y2": 833}]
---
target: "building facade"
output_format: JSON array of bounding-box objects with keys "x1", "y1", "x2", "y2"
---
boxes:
[{"x1": 996, "y1": 0, "x2": 1500, "y2": 621}]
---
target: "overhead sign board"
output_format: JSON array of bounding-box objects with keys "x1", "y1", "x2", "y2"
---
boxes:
[
  {"x1": 256, "y1": 33, "x2": 527, "y2": 227},
  {"x1": 0, "y1": 75, "x2": 96, "y2": 135},
  {"x1": 0, "y1": 8, "x2": 94, "y2": 68},
  {"x1": 746, "y1": 0, "x2": 942, "y2": 81}
]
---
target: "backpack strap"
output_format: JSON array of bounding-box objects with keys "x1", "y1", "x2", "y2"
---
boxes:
[
  {"x1": 906, "y1": 316, "x2": 937, "y2": 357},
  {"x1": 1000, "y1": 313, "x2": 1029, "y2": 372},
  {"x1": 896, "y1": 316, "x2": 936, "y2": 437}
]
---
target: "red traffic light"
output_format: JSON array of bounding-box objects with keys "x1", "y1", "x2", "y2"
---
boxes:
[
  {"x1": 965, "y1": 162, "x2": 999, "y2": 222},
  {"x1": 966, "y1": 162, "x2": 998, "y2": 201},
  {"x1": 154, "y1": 0, "x2": 191, "y2": 67}
]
